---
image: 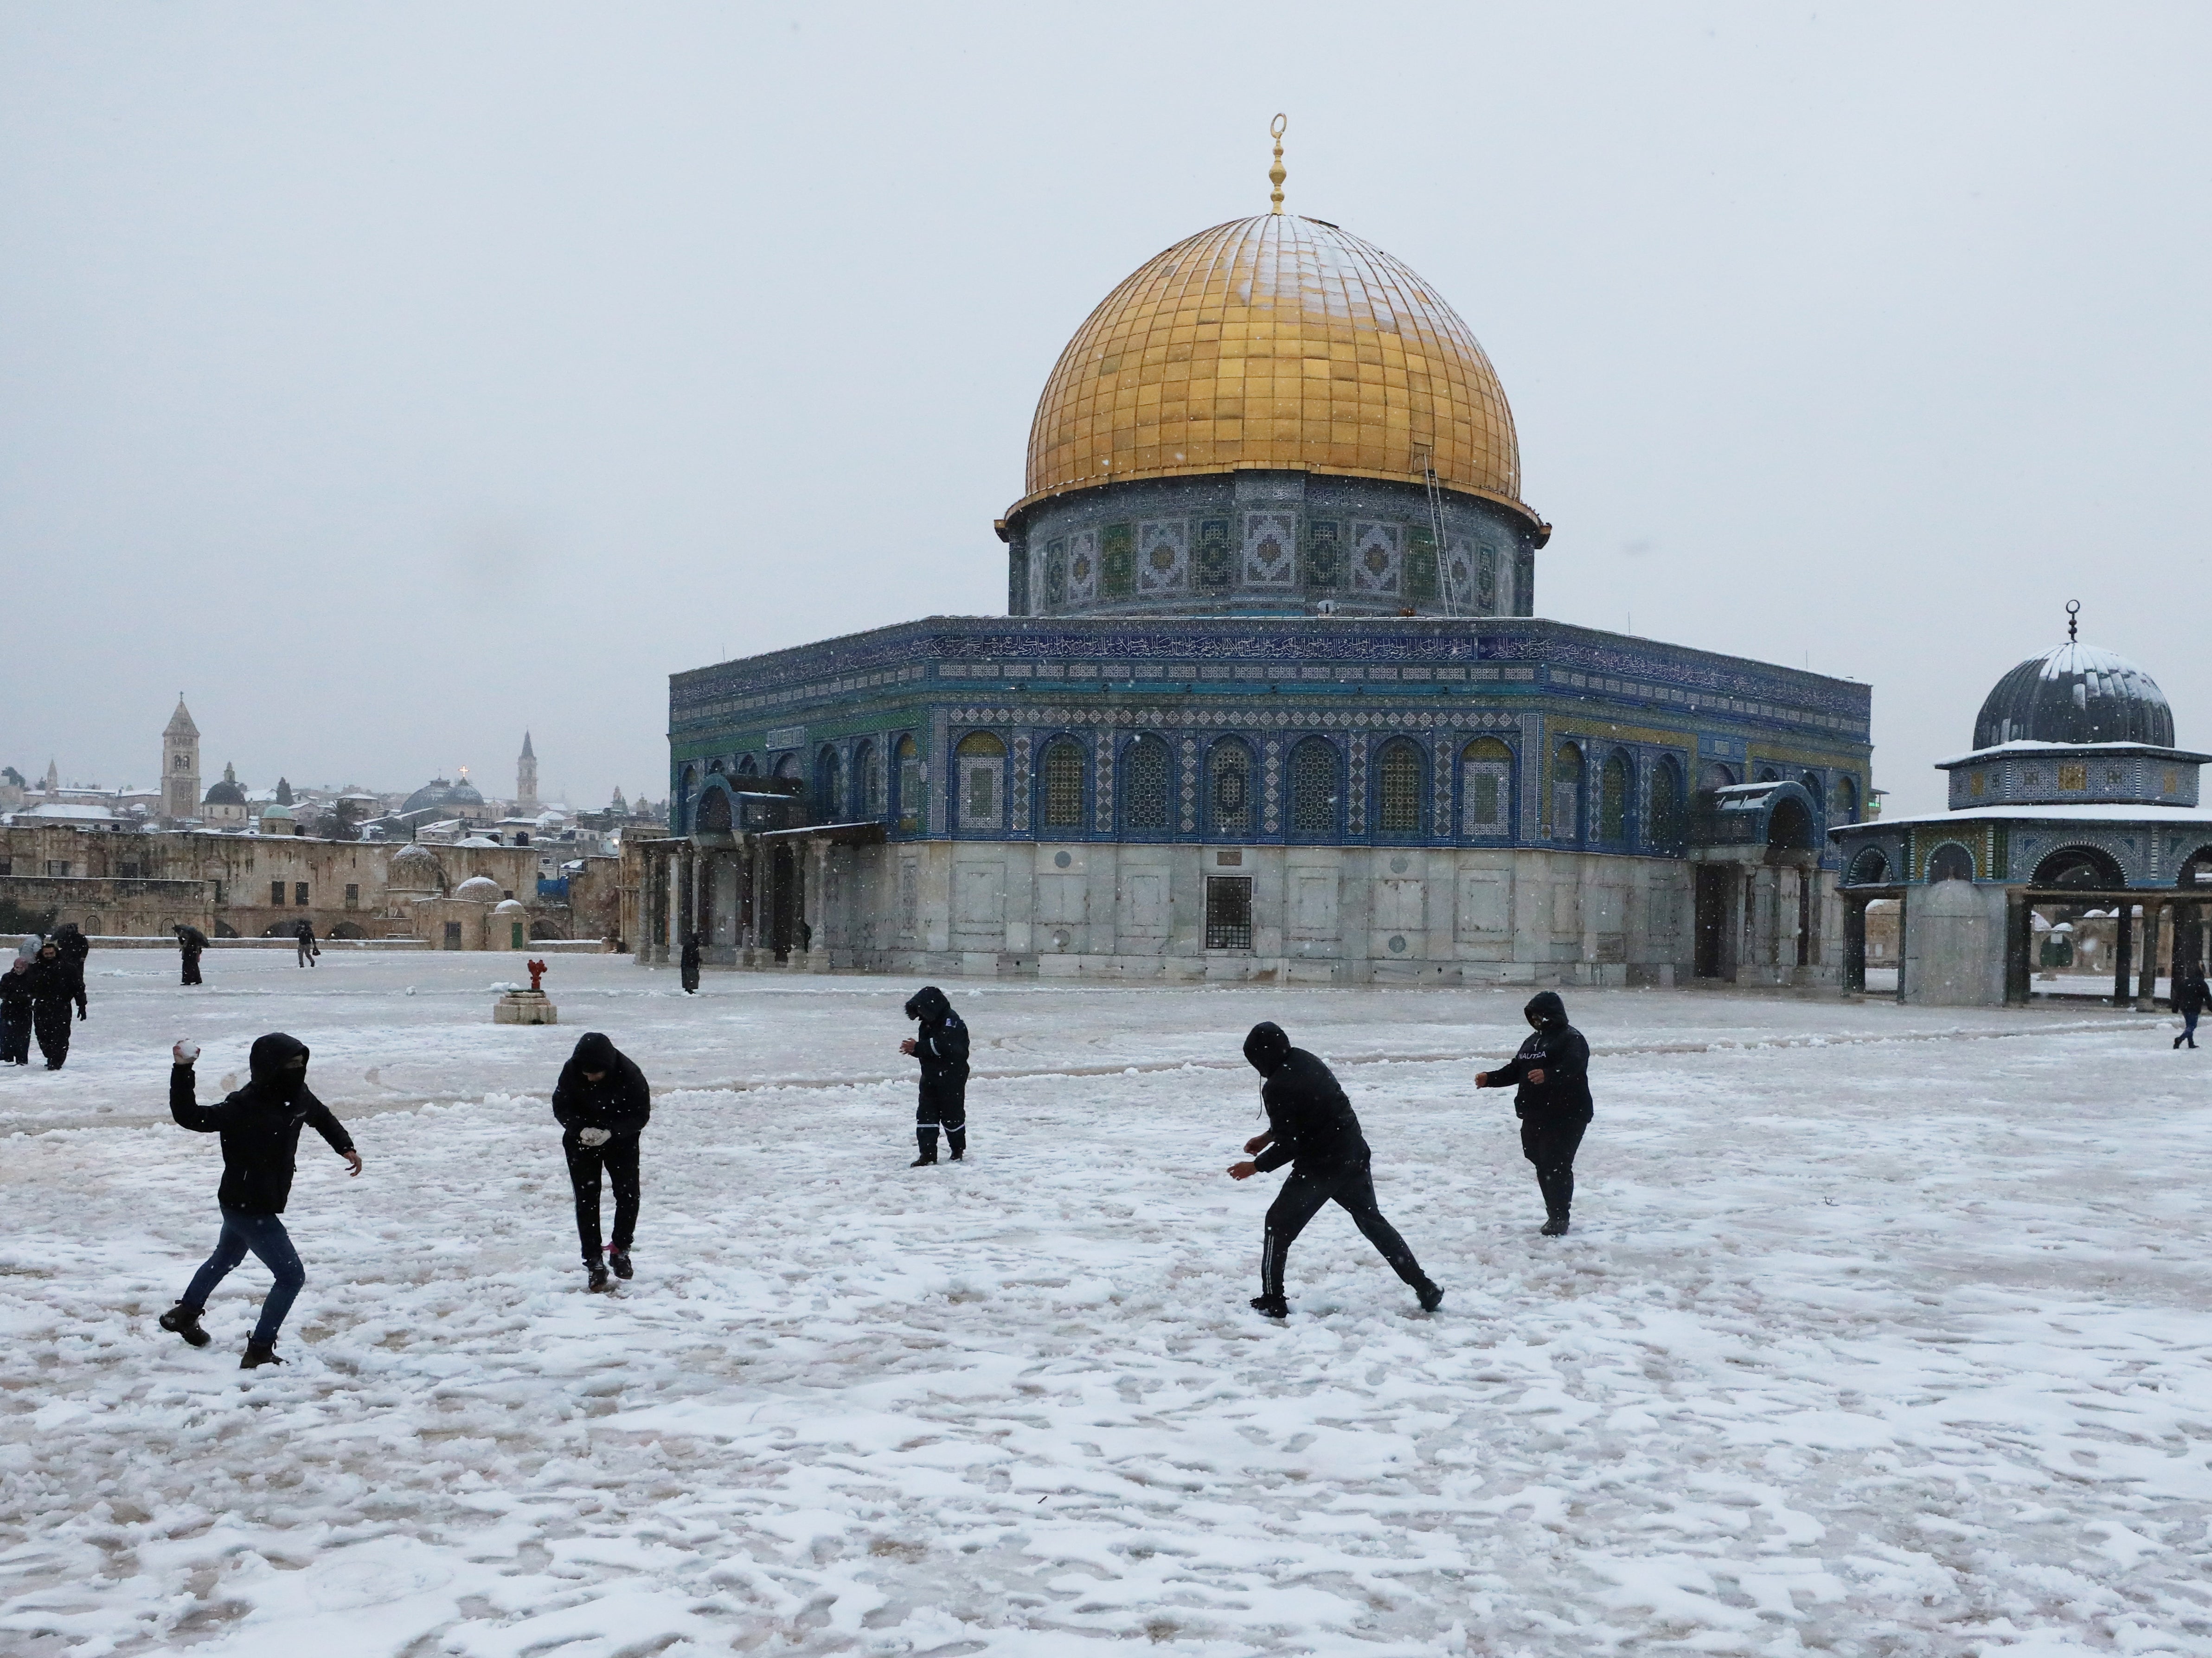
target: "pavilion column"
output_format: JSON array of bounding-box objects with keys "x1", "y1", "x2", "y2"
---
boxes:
[
  {"x1": 810, "y1": 839, "x2": 832, "y2": 971},
  {"x1": 2112, "y1": 901, "x2": 2133, "y2": 1006},
  {"x1": 2137, "y1": 899, "x2": 2164, "y2": 1010},
  {"x1": 2003, "y1": 890, "x2": 2033, "y2": 1006},
  {"x1": 1893, "y1": 889, "x2": 1910, "y2": 1003}
]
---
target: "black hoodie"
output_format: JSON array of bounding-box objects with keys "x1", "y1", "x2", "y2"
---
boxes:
[
  {"x1": 170, "y1": 1033, "x2": 355, "y2": 1214},
  {"x1": 1478, "y1": 991, "x2": 1592, "y2": 1121},
  {"x1": 904, "y1": 986, "x2": 970, "y2": 1085},
  {"x1": 551, "y1": 1032, "x2": 653, "y2": 1136},
  {"x1": 1244, "y1": 1021, "x2": 1368, "y2": 1173}
]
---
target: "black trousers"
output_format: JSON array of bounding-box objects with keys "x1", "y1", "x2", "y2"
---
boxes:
[
  {"x1": 1521, "y1": 1113, "x2": 1589, "y2": 1220},
  {"x1": 1261, "y1": 1154, "x2": 1429, "y2": 1300},
  {"x1": 32, "y1": 1004, "x2": 71, "y2": 1069},
  {"x1": 916, "y1": 1077, "x2": 967, "y2": 1157},
  {"x1": 680, "y1": 960, "x2": 699, "y2": 993},
  {"x1": 564, "y1": 1133, "x2": 641, "y2": 1264},
  {"x1": 0, "y1": 1010, "x2": 29, "y2": 1064},
  {"x1": 181, "y1": 952, "x2": 203, "y2": 986}
]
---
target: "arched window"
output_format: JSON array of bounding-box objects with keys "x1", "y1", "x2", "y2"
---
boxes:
[
  {"x1": 1599, "y1": 752, "x2": 1632, "y2": 845},
  {"x1": 813, "y1": 746, "x2": 842, "y2": 821},
  {"x1": 1757, "y1": 766, "x2": 1780, "y2": 784},
  {"x1": 893, "y1": 735, "x2": 923, "y2": 834},
  {"x1": 1461, "y1": 737, "x2": 1512, "y2": 836},
  {"x1": 852, "y1": 740, "x2": 879, "y2": 819},
  {"x1": 1122, "y1": 735, "x2": 1170, "y2": 833},
  {"x1": 773, "y1": 752, "x2": 800, "y2": 781},
  {"x1": 1927, "y1": 843, "x2": 1975, "y2": 883},
  {"x1": 1698, "y1": 761, "x2": 1736, "y2": 794},
  {"x1": 1846, "y1": 846, "x2": 1890, "y2": 885},
  {"x1": 1552, "y1": 742, "x2": 1584, "y2": 843},
  {"x1": 1208, "y1": 739, "x2": 1253, "y2": 837},
  {"x1": 1039, "y1": 737, "x2": 1085, "y2": 831},
  {"x1": 1800, "y1": 772, "x2": 1825, "y2": 817},
  {"x1": 1290, "y1": 739, "x2": 1339, "y2": 839},
  {"x1": 1835, "y1": 775, "x2": 1859, "y2": 824},
  {"x1": 955, "y1": 732, "x2": 1007, "y2": 831},
  {"x1": 736, "y1": 753, "x2": 760, "y2": 777},
  {"x1": 1376, "y1": 738, "x2": 1427, "y2": 836},
  {"x1": 1649, "y1": 755, "x2": 1686, "y2": 851}
]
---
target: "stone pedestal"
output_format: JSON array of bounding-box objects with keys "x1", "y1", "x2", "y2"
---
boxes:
[{"x1": 494, "y1": 989, "x2": 558, "y2": 1025}]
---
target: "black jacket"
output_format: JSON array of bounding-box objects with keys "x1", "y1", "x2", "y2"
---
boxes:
[
  {"x1": 26, "y1": 955, "x2": 83, "y2": 1015},
  {"x1": 904, "y1": 986, "x2": 970, "y2": 1086},
  {"x1": 551, "y1": 1032, "x2": 652, "y2": 1136},
  {"x1": 1244, "y1": 1023, "x2": 1368, "y2": 1174},
  {"x1": 0, "y1": 966, "x2": 30, "y2": 1021},
  {"x1": 2178, "y1": 972, "x2": 2211, "y2": 1017},
  {"x1": 170, "y1": 1033, "x2": 354, "y2": 1214},
  {"x1": 176, "y1": 926, "x2": 208, "y2": 954},
  {"x1": 1480, "y1": 991, "x2": 1593, "y2": 1121},
  {"x1": 54, "y1": 925, "x2": 89, "y2": 988}
]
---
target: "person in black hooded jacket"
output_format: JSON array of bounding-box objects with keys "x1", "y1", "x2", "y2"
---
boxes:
[
  {"x1": 899, "y1": 985, "x2": 969, "y2": 1165},
  {"x1": 1476, "y1": 990, "x2": 1593, "y2": 1235},
  {"x1": 0, "y1": 955, "x2": 32, "y2": 1065},
  {"x1": 161, "y1": 1032, "x2": 362, "y2": 1367},
  {"x1": 552, "y1": 1031, "x2": 652, "y2": 1289},
  {"x1": 175, "y1": 924, "x2": 208, "y2": 986},
  {"x1": 679, "y1": 933, "x2": 702, "y2": 995},
  {"x1": 26, "y1": 940, "x2": 83, "y2": 1069},
  {"x1": 1228, "y1": 1021, "x2": 1443, "y2": 1318}
]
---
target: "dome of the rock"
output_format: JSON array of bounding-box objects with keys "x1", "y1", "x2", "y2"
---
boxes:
[{"x1": 1013, "y1": 213, "x2": 1530, "y2": 522}]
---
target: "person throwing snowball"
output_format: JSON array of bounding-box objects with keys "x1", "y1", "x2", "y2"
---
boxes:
[
  {"x1": 552, "y1": 1032, "x2": 652, "y2": 1291},
  {"x1": 160, "y1": 1033, "x2": 362, "y2": 1368},
  {"x1": 1228, "y1": 1021, "x2": 1443, "y2": 1319},
  {"x1": 1475, "y1": 990, "x2": 1594, "y2": 1236}
]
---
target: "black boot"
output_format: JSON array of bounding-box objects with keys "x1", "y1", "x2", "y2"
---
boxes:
[
  {"x1": 587, "y1": 1260, "x2": 612, "y2": 1291},
  {"x1": 911, "y1": 1126, "x2": 938, "y2": 1167},
  {"x1": 159, "y1": 1302, "x2": 211, "y2": 1348},
  {"x1": 1249, "y1": 1293, "x2": 1289, "y2": 1319},
  {"x1": 946, "y1": 1127, "x2": 967, "y2": 1162},
  {"x1": 240, "y1": 1340, "x2": 284, "y2": 1370},
  {"x1": 1540, "y1": 1212, "x2": 1570, "y2": 1237},
  {"x1": 1416, "y1": 1280, "x2": 1445, "y2": 1313},
  {"x1": 609, "y1": 1247, "x2": 633, "y2": 1280}
]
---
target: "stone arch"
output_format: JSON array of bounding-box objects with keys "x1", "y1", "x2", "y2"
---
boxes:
[
  {"x1": 1835, "y1": 775, "x2": 1860, "y2": 824},
  {"x1": 1289, "y1": 737, "x2": 1340, "y2": 840},
  {"x1": 1119, "y1": 732, "x2": 1172, "y2": 835},
  {"x1": 852, "y1": 739, "x2": 878, "y2": 819},
  {"x1": 813, "y1": 745, "x2": 842, "y2": 822},
  {"x1": 1768, "y1": 795, "x2": 1817, "y2": 853},
  {"x1": 772, "y1": 752, "x2": 800, "y2": 781},
  {"x1": 528, "y1": 917, "x2": 569, "y2": 941},
  {"x1": 736, "y1": 753, "x2": 760, "y2": 777},
  {"x1": 2032, "y1": 844, "x2": 2126, "y2": 890},
  {"x1": 1205, "y1": 735, "x2": 1257, "y2": 838},
  {"x1": 2177, "y1": 845, "x2": 2212, "y2": 889},
  {"x1": 1460, "y1": 736, "x2": 1513, "y2": 837},
  {"x1": 1374, "y1": 736, "x2": 1428, "y2": 836},
  {"x1": 1800, "y1": 771, "x2": 1825, "y2": 814},
  {"x1": 1926, "y1": 841, "x2": 1977, "y2": 883},
  {"x1": 328, "y1": 921, "x2": 367, "y2": 940},
  {"x1": 693, "y1": 778, "x2": 736, "y2": 842},
  {"x1": 1037, "y1": 734, "x2": 1087, "y2": 832},
  {"x1": 1846, "y1": 845, "x2": 1891, "y2": 885}
]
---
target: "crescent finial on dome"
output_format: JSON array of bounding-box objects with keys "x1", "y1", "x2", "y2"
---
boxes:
[{"x1": 1268, "y1": 113, "x2": 1287, "y2": 213}]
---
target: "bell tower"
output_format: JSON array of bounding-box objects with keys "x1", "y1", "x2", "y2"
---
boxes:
[
  {"x1": 517, "y1": 731, "x2": 539, "y2": 814},
  {"x1": 162, "y1": 696, "x2": 200, "y2": 824}
]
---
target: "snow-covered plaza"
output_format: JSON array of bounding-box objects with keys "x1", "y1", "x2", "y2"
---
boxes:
[{"x1": 2, "y1": 949, "x2": 2210, "y2": 1656}]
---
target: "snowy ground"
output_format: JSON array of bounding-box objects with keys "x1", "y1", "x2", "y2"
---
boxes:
[{"x1": 3, "y1": 952, "x2": 2211, "y2": 1656}]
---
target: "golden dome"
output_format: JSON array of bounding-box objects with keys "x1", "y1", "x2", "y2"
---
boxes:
[{"x1": 1015, "y1": 213, "x2": 1531, "y2": 523}]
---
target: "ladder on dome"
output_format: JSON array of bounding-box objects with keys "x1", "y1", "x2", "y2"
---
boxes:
[{"x1": 1419, "y1": 448, "x2": 1455, "y2": 616}]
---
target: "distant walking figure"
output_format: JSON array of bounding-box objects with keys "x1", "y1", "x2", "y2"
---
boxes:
[
  {"x1": 175, "y1": 924, "x2": 208, "y2": 986},
  {"x1": 1476, "y1": 991, "x2": 1594, "y2": 1236},
  {"x1": 161, "y1": 1033, "x2": 363, "y2": 1368},
  {"x1": 294, "y1": 919, "x2": 320, "y2": 967},
  {"x1": 680, "y1": 933, "x2": 702, "y2": 995},
  {"x1": 26, "y1": 940, "x2": 83, "y2": 1070},
  {"x1": 2175, "y1": 962, "x2": 2209, "y2": 1050},
  {"x1": 552, "y1": 1032, "x2": 652, "y2": 1291},
  {"x1": 900, "y1": 986, "x2": 969, "y2": 1165},
  {"x1": 1228, "y1": 1021, "x2": 1442, "y2": 1319}
]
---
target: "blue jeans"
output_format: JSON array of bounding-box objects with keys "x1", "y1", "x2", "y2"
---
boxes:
[{"x1": 183, "y1": 1208, "x2": 305, "y2": 1345}]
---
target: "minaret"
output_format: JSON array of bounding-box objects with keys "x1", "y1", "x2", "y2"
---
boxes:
[
  {"x1": 162, "y1": 696, "x2": 201, "y2": 824},
  {"x1": 43, "y1": 759, "x2": 59, "y2": 798},
  {"x1": 517, "y1": 731, "x2": 539, "y2": 814}
]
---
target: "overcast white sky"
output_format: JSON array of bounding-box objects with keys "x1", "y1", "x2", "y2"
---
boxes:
[{"x1": 3, "y1": 3, "x2": 2207, "y2": 813}]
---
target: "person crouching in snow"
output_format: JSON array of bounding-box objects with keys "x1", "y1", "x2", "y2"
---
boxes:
[
  {"x1": 1229, "y1": 1021, "x2": 1443, "y2": 1319},
  {"x1": 553, "y1": 1032, "x2": 651, "y2": 1290},
  {"x1": 160, "y1": 1033, "x2": 362, "y2": 1368},
  {"x1": 1475, "y1": 990, "x2": 1594, "y2": 1236},
  {"x1": 900, "y1": 985, "x2": 968, "y2": 1165}
]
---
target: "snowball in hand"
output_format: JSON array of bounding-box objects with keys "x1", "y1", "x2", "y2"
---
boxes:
[{"x1": 172, "y1": 1039, "x2": 200, "y2": 1065}]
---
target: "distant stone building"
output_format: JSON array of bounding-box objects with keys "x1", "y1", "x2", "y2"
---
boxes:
[
  {"x1": 202, "y1": 764, "x2": 250, "y2": 829},
  {"x1": 162, "y1": 698, "x2": 200, "y2": 824}
]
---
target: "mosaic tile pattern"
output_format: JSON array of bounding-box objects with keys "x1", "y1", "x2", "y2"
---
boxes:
[{"x1": 1019, "y1": 214, "x2": 1525, "y2": 513}]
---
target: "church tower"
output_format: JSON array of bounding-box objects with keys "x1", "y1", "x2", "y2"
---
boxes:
[
  {"x1": 517, "y1": 732, "x2": 539, "y2": 813},
  {"x1": 162, "y1": 697, "x2": 201, "y2": 824}
]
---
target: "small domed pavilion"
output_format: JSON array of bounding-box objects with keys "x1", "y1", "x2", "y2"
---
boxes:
[{"x1": 1832, "y1": 606, "x2": 2212, "y2": 1006}]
